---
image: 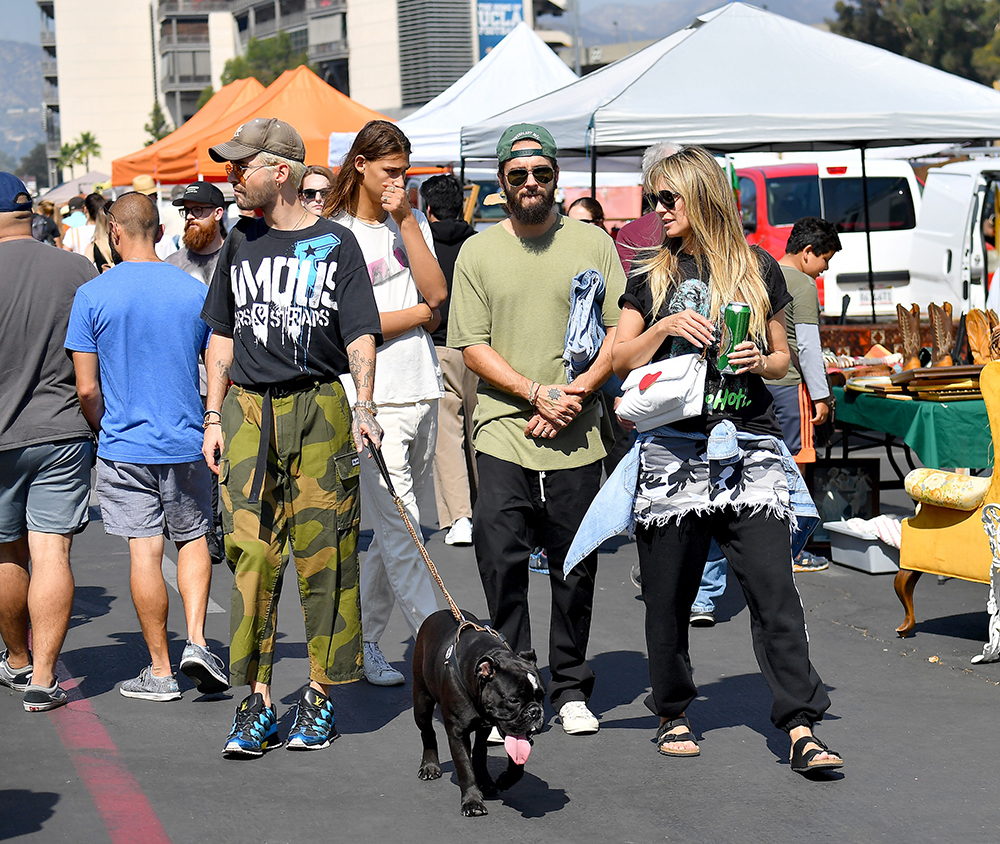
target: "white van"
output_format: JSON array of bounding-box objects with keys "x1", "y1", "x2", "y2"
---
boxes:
[
  {"x1": 735, "y1": 157, "x2": 923, "y2": 320},
  {"x1": 909, "y1": 158, "x2": 1000, "y2": 314}
]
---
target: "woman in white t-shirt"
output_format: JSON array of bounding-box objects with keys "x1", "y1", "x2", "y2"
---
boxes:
[{"x1": 323, "y1": 121, "x2": 448, "y2": 686}]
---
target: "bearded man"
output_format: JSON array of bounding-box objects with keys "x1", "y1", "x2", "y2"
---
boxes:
[
  {"x1": 166, "y1": 183, "x2": 227, "y2": 285},
  {"x1": 447, "y1": 124, "x2": 626, "y2": 736},
  {"x1": 166, "y1": 182, "x2": 229, "y2": 563}
]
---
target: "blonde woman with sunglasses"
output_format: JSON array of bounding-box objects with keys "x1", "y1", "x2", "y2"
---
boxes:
[{"x1": 611, "y1": 146, "x2": 843, "y2": 776}]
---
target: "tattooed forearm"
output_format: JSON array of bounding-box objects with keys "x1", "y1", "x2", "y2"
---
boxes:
[
  {"x1": 347, "y1": 335, "x2": 377, "y2": 401},
  {"x1": 205, "y1": 334, "x2": 234, "y2": 412}
]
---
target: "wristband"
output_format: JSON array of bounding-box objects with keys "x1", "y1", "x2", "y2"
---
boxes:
[
  {"x1": 203, "y1": 420, "x2": 222, "y2": 429},
  {"x1": 354, "y1": 400, "x2": 378, "y2": 417},
  {"x1": 528, "y1": 381, "x2": 540, "y2": 406}
]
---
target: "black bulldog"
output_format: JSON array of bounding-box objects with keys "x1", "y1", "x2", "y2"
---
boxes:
[{"x1": 413, "y1": 609, "x2": 546, "y2": 817}]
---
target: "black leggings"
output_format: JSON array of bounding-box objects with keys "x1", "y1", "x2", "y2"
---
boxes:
[{"x1": 636, "y1": 506, "x2": 830, "y2": 731}]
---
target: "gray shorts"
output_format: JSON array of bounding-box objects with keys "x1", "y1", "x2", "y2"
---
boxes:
[
  {"x1": 0, "y1": 438, "x2": 95, "y2": 542},
  {"x1": 96, "y1": 458, "x2": 211, "y2": 542}
]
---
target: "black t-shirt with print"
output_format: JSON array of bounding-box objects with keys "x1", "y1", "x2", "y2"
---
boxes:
[
  {"x1": 201, "y1": 216, "x2": 383, "y2": 389},
  {"x1": 619, "y1": 244, "x2": 792, "y2": 437}
]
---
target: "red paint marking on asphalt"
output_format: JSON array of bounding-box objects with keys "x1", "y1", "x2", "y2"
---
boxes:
[{"x1": 47, "y1": 665, "x2": 173, "y2": 844}]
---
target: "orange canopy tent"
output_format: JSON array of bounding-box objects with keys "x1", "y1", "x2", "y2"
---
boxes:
[
  {"x1": 112, "y1": 78, "x2": 265, "y2": 185},
  {"x1": 193, "y1": 66, "x2": 391, "y2": 180}
]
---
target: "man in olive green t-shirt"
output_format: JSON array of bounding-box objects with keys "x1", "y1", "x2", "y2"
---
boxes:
[{"x1": 448, "y1": 124, "x2": 625, "y2": 736}]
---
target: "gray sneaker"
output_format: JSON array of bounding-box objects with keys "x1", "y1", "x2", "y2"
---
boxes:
[
  {"x1": 23, "y1": 679, "x2": 68, "y2": 712},
  {"x1": 0, "y1": 649, "x2": 33, "y2": 692},
  {"x1": 363, "y1": 642, "x2": 404, "y2": 686},
  {"x1": 120, "y1": 665, "x2": 181, "y2": 701},
  {"x1": 180, "y1": 641, "x2": 229, "y2": 694}
]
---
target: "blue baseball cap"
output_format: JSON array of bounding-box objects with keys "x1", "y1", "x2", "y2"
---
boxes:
[{"x1": 0, "y1": 172, "x2": 32, "y2": 213}]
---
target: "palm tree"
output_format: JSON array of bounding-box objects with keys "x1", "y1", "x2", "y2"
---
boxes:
[
  {"x1": 58, "y1": 142, "x2": 81, "y2": 181},
  {"x1": 75, "y1": 132, "x2": 101, "y2": 171}
]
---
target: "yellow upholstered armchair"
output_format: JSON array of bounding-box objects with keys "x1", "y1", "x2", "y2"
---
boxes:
[{"x1": 895, "y1": 360, "x2": 1000, "y2": 662}]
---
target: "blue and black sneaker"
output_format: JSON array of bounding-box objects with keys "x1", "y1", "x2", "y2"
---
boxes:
[
  {"x1": 286, "y1": 686, "x2": 338, "y2": 750},
  {"x1": 223, "y1": 692, "x2": 282, "y2": 757}
]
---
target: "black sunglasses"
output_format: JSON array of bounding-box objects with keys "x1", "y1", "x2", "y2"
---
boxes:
[
  {"x1": 505, "y1": 166, "x2": 555, "y2": 187},
  {"x1": 300, "y1": 188, "x2": 331, "y2": 202},
  {"x1": 654, "y1": 189, "x2": 682, "y2": 210}
]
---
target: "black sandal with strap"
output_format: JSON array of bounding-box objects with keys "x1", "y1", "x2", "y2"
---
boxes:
[
  {"x1": 790, "y1": 734, "x2": 843, "y2": 774},
  {"x1": 653, "y1": 717, "x2": 700, "y2": 757}
]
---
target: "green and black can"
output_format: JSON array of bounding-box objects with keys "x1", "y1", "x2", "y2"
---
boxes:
[{"x1": 717, "y1": 302, "x2": 751, "y2": 374}]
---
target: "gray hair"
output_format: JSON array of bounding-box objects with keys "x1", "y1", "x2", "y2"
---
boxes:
[
  {"x1": 258, "y1": 151, "x2": 306, "y2": 192},
  {"x1": 641, "y1": 141, "x2": 685, "y2": 192}
]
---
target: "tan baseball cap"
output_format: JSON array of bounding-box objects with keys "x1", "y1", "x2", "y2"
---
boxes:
[{"x1": 209, "y1": 118, "x2": 306, "y2": 163}]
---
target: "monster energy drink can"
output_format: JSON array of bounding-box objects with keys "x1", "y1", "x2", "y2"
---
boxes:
[{"x1": 718, "y1": 302, "x2": 751, "y2": 374}]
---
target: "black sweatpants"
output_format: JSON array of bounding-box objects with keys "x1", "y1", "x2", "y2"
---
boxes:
[
  {"x1": 636, "y1": 506, "x2": 830, "y2": 731},
  {"x1": 473, "y1": 453, "x2": 601, "y2": 711}
]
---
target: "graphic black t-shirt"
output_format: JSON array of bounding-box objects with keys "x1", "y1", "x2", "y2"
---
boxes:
[
  {"x1": 619, "y1": 244, "x2": 792, "y2": 437},
  {"x1": 201, "y1": 217, "x2": 383, "y2": 389}
]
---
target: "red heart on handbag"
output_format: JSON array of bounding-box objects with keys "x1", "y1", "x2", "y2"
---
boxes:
[{"x1": 639, "y1": 371, "x2": 661, "y2": 391}]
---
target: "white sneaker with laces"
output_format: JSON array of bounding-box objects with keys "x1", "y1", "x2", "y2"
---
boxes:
[
  {"x1": 444, "y1": 517, "x2": 473, "y2": 546},
  {"x1": 559, "y1": 700, "x2": 599, "y2": 735},
  {"x1": 363, "y1": 642, "x2": 404, "y2": 686}
]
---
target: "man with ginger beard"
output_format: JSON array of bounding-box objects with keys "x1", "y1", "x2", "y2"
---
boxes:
[
  {"x1": 166, "y1": 182, "x2": 227, "y2": 563},
  {"x1": 166, "y1": 183, "x2": 226, "y2": 286}
]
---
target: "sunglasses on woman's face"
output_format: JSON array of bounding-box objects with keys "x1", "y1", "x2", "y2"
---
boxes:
[
  {"x1": 300, "y1": 188, "x2": 331, "y2": 202},
  {"x1": 654, "y1": 189, "x2": 682, "y2": 210},
  {"x1": 505, "y1": 165, "x2": 555, "y2": 187}
]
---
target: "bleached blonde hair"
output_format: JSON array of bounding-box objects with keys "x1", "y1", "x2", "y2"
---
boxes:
[{"x1": 638, "y1": 145, "x2": 770, "y2": 345}]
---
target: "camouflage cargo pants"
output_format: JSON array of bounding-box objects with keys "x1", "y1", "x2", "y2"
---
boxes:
[{"x1": 220, "y1": 381, "x2": 363, "y2": 687}]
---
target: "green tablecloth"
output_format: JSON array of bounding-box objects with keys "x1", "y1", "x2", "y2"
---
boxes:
[{"x1": 833, "y1": 387, "x2": 992, "y2": 469}]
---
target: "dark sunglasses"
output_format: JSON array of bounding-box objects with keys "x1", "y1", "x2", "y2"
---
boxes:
[
  {"x1": 578, "y1": 217, "x2": 604, "y2": 226},
  {"x1": 505, "y1": 166, "x2": 555, "y2": 187},
  {"x1": 300, "y1": 188, "x2": 331, "y2": 202},
  {"x1": 654, "y1": 189, "x2": 682, "y2": 210}
]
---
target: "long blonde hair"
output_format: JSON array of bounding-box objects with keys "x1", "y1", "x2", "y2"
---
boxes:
[{"x1": 638, "y1": 146, "x2": 770, "y2": 345}]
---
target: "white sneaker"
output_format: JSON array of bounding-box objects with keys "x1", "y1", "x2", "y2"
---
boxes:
[
  {"x1": 444, "y1": 517, "x2": 473, "y2": 546},
  {"x1": 363, "y1": 642, "x2": 404, "y2": 686},
  {"x1": 487, "y1": 726, "x2": 504, "y2": 745},
  {"x1": 558, "y1": 700, "x2": 599, "y2": 735}
]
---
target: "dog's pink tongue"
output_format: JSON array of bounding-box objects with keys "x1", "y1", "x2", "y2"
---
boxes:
[{"x1": 504, "y1": 734, "x2": 531, "y2": 765}]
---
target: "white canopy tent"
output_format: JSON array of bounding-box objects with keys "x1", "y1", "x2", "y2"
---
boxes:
[
  {"x1": 460, "y1": 1, "x2": 1000, "y2": 319},
  {"x1": 328, "y1": 22, "x2": 577, "y2": 169},
  {"x1": 461, "y1": 2, "x2": 1000, "y2": 162}
]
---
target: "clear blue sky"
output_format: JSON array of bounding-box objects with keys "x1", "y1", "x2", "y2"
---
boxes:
[{"x1": 1, "y1": 0, "x2": 39, "y2": 44}]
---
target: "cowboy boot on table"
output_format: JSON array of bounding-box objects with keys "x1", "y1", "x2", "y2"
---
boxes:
[
  {"x1": 929, "y1": 302, "x2": 954, "y2": 367},
  {"x1": 966, "y1": 309, "x2": 992, "y2": 364},
  {"x1": 898, "y1": 303, "x2": 922, "y2": 370}
]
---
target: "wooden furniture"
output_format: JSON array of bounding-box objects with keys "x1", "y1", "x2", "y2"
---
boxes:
[{"x1": 895, "y1": 361, "x2": 1000, "y2": 661}]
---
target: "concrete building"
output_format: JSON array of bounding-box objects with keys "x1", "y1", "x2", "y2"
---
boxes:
[
  {"x1": 37, "y1": 0, "x2": 573, "y2": 183},
  {"x1": 38, "y1": 0, "x2": 159, "y2": 186}
]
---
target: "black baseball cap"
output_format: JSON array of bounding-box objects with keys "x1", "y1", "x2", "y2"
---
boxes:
[{"x1": 171, "y1": 182, "x2": 225, "y2": 208}]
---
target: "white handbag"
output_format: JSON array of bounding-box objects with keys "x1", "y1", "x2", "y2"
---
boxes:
[{"x1": 616, "y1": 353, "x2": 707, "y2": 432}]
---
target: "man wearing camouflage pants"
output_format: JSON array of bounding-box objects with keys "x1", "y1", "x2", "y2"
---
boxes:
[{"x1": 200, "y1": 118, "x2": 383, "y2": 757}]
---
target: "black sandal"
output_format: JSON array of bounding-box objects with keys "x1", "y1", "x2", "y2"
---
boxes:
[
  {"x1": 653, "y1": 717, "x2": 700, "y2": 757},
  {"x1": 790, "y1": 734, "x2": 843, "y2": 774}
]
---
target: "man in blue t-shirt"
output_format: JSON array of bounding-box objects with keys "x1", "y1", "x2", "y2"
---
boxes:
[{"x1": 65, "y1": 192, "x2": 229, "y2": 702}]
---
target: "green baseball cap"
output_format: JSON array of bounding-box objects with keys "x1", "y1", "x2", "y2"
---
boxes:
[{"x1": 496, "y1": 123, "x2": 557, "y2": 164}]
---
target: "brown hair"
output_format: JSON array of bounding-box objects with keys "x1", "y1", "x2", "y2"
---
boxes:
[
  {"x1": 300, "y1": 164, "x2": 335, "y2": 190},
  {"x1": 323, "y1": 120, "x2": 411, "y2": 218}
]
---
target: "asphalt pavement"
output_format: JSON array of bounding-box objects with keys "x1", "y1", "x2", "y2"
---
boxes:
[{"x1": 2, "y1": 466, "x2": 1000, "y2": 844}]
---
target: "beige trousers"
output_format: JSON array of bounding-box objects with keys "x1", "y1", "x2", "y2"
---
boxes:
[{"x1": 432, "y1": 346, "x2": 479, "y2": 528}]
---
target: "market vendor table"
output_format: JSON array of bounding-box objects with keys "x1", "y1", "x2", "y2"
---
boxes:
[{"x1": 831, "y1": 387, "x2": 992, "y2": 483}]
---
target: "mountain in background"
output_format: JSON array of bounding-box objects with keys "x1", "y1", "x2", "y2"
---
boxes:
[
  {"x1": 543, "y1": 1, "x2": 838, "y2": 46},
  {"x1": 0, "y1": 40, "x2": 44, "y2": 167}
]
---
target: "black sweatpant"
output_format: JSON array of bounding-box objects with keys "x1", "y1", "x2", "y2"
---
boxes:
[
  {"x1": 636, "y1": 506, "x2": 830, "y2": 731},
  {"x1": 473, "y1": 453, "x2": 602, "y2": 711}
]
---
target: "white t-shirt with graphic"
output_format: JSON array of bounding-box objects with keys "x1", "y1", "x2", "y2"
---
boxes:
[{"x1": 332, "y1": 209, "x2": 443, "y2": 406}]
